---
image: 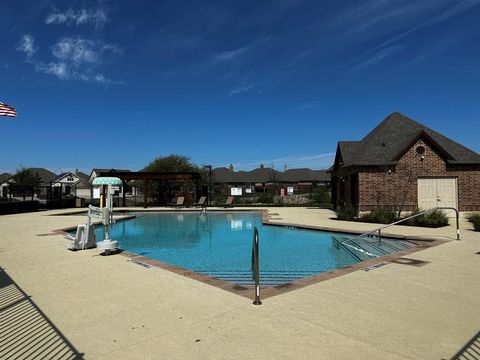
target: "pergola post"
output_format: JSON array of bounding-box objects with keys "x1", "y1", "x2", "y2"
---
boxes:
[
  {"x1": 143, "y1": 179, "x2": 148, "y2": 208},
  {"x1": 122, "y1": 180, "x2": 127, "y2": 207},
  {"x1": 184, "y1": 177, "x2": 190, "y2": 206}
]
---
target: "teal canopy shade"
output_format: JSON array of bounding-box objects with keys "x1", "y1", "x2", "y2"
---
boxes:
[{"x1": 92, "y1": 177, "x2": 123, "y2": 186}]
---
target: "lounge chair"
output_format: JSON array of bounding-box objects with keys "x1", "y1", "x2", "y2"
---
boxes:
[
  {"x1": 194, "y1": 196, "x2": 206, "y2": 207},
  {"x1": 169, "y1": 196, "x2": 185, "y2": 207},
  {"x1": 223, "y1": 196, "x2": 234, "y2": 208}
]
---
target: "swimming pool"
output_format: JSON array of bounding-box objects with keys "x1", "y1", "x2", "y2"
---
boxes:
[{"x1": 93, "y1": 212, "x2": 416, "y2": 286}]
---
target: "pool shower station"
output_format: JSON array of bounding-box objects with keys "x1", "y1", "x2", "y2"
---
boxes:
[{"x1": 66, "y1": 176, "x2": 123, "y2": 255}]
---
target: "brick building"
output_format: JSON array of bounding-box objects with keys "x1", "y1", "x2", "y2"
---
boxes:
[{"x1": 331, "y1": 112, "x2": 480, "y2": 212}]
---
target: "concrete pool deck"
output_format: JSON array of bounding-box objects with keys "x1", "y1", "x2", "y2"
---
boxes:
[{"x1": 0, "y1": 207, "x2": 479, "y2": 359}]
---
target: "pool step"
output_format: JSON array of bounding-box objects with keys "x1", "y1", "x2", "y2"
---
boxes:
[
  {"x1": 332, "y1": 235, "x2": 416, "y2": 261},
  {"x1": 194, "y1": 270, "x2": 319, "y2": 286}
]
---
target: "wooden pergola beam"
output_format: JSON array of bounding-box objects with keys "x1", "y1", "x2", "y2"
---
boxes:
[{"x1": 97, "y1": 170, "x2": 201, "y2": 208}]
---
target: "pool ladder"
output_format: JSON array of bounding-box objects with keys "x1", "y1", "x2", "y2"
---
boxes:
[{"x1": 251, "y1": 226, "x2": 261, "y2": 305}]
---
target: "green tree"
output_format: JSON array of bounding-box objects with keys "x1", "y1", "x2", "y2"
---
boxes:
[
  {"x1": 143, "y1": 155, "x2": 202, "y2": 205},
  {"x1": 9, "y1": 167, "x2": 41, "y2": 201},
  {"x1": 144, "y1": 154, "x2": 200, "y2": 172}
]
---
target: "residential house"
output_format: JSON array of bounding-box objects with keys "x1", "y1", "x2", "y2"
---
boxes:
[
  {"x1": 52, "y1": 170, "x2": 91, "y2": 198},
  {"x1": 331, "y1": 112, "x2": 480, "y2": 212},
  {"x1": 212, "y1": 165, "x2": 330, "y2": 195},
  {"x1": 88, "y1": 168, "x2": 131, "y2": 197},
  {"x1": 0, "y1": 173, "x2": 11, "y2": 198}
]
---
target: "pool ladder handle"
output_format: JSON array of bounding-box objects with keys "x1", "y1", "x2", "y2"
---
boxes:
[
  {"x1": 342, "y1": 206, "x2": 460, "y2": 248},
  {"x1": 251, "y1": 226, "x2": 262, "y2": 305}
]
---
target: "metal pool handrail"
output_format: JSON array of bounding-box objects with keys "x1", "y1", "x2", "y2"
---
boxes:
[
  {"x1": 251, "y1": 226, "x2": 262, "y2": 305},
  {"x1": 342, "y1": 207, "x2": 460, "y2": 246}
]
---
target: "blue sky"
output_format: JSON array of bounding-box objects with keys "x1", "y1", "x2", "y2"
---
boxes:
[{"x1": 1, "y1": 0, "x2": 479, "y2": 174}]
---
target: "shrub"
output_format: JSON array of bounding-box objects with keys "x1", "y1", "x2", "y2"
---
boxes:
[
  {"x1": 257, "y1": 193, "x2": 274, "y2": 204},
  {"x1": 467, "y1": 214, "x2": 480, "y2": 231},
  {"x1": 406, "y1": 208, "x2": 449, "y2": 227},
  {"x1": 336, "y1": 207, "x2": 357, "y2": 221},
  {"x1": 311, "y1": 189, "x2": 331, "y2": 206},
  {"x1": 0, "y1": 200, "x2": 39, "y2": 215},
  {"x1": 360, "y1": 208, "x2": 398, "y2": 224}
]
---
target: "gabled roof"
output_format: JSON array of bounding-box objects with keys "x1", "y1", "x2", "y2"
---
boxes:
[
  {"x1": 335, "y1": 112, "x2": 480, "y2": 167},
  {"x1": 0, "y1": 173, "x2": 11, "y2": 183},
  {"x1": 89, "y1": 168, "x2": 131, "y2": 182},
  {"x1": 280, "y1": 168, "x2": 330, "y2": 182},
  {"x1": 91, "y1": 168, "x2": 131, "y2": 174},
  {"x1": 28, "y1": 168, "x2": 57, "y2": 184},
  {"x1": 212, "y1": 167, "x2": 241, "y2": 183},
  {"x1": 0, "y1": 169, "x2": 56, "y2": 185},
  {"x1": 75, "y1": 171, "x2": 89, "y2": 180},
  {"x1": 54, "y1": 172, "x2": 72, "y2": 181},
  {"x1": 247, "y1": 167, "x2": 279, "y2": 183}
]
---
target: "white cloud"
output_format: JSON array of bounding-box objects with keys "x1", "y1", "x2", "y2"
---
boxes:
[
  {"x1": 212, "y1": 46, "x2": 250, "y2": 62},
  {"x1": 346, "y1": 0, "x2": 480, "y2": 70},
  {"x1": 16, "y1": 35, "x2": 37, "y2": 58},
  {"x1": 52, "y1": 38, "x2": 99, "y2": 64},
  {"x1": 51, "y1": 38, "x2": 121, "y2": 65},
  {"x1": 91, "y1": 73, "x2": 123, "y2": 85},
  {"x1": 29, "y1": 37, "x2": 123, "y2": 84},
  {"x1": 35, "y1": 61, "x2": 120, "y2": 84},
  {"x1": 295, "y1": 101, "x2": 322, "y2": 111},
  {"x1": 355, "y1": 44, "x2": 405, "y2": 68},
  {"x1": 228, "y1": 83, "x2": 257, "y2": 97},
  {"x1": 35, "y1": 62, "x2": 69, "y2": 80},
  {"x1": 45, "y1": 8, "x2": 108, "y2": 27}
]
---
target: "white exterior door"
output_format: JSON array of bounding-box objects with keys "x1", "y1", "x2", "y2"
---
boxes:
[{"x1": 418, "y1": 178, "x2": 457, "y2": 212}]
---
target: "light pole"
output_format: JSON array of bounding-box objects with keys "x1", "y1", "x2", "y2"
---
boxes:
[{"x1": 204, "y1": 165, "x2": 212, "y2": 206}]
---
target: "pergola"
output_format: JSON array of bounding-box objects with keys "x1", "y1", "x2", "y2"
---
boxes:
[{"x1": 96, "y1": 170, "x2": 202, "y2": 208}]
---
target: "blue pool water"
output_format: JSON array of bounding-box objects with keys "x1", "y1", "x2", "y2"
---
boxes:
[{"x1": 93, "y1": 212, "x2": 415, "y2": 286}]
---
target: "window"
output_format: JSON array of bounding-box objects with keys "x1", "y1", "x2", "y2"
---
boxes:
[{"x1": 415, "y1": 146, "x2": 425, "y2": 156}]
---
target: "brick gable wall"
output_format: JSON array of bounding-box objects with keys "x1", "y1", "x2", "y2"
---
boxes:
[{"x1": 357, "y1": 139, "x2": 480, "y2": 211}]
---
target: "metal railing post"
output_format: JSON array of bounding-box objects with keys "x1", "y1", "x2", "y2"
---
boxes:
[
  {"x1": 378, "y1": 229, "x2": 382, "y2": 246},
  {"x1": 251, "y1": 226, "x2": 262, "y2": 305},
  {"x1": 454, "y1": 207, "x2": 460, "y2": 240},
  {"x1": 342, "y1": 206, "x2": 461, "y2": 245}
]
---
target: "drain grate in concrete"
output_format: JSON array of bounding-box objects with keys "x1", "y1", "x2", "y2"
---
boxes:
[
  {"x1": 128, "y1": 258, "x2": 151, "y2": 269},
  {"x1": 361, "y1": 262, "x2": 389, "y2": 272}
]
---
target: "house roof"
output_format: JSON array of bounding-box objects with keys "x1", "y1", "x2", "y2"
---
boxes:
[
  {"x1": 280, "y1": 168, "x2": 330, "y2": 182},
  {"x1": 0, "y1": 173, "x2": 11, "y2": 183},
  {"x1": 54, "y1": 172, "x2": 71, "y2": 181},
  {"x1": 28, "y1": 168, "x2": 57, "y2": 184},
  {"x1": 336, "y1": 112, "x2": 480, "y2": 167},
  {"x1": 76, "y1": 171, "x2": 89, "y2": 180},
  {"x1": 91, "y1": 168, "x2": 131, "y2": 174},
  {"x1": 212, "y1": 167, "x2": 330, "y2": 183},
  {"x1": 53, "y1": 171, "x2": 88, "y2": 181},
  {"x1": 89, "y1": 168, "x2": 131, "y2": 182}
]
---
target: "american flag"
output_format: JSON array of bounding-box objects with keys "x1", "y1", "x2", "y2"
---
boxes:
[{"x1": 0, "y1": 102, "x2": 17, "y2": 117}]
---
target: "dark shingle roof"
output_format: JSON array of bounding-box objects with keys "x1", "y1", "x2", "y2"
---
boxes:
[
  {"x1": 76, "y1": 171, "x2": 89, "y2": 180},
  {"x1": 54, "y1": 172, "x2": 69, "y2": 181},
  {"x1": 337, "y1": 112, "x2": 480, "y2": 167},
  {"x1": 212, "y1": 167, "x2": 240, "y2": 183},
  {"x1": 0, "y1": 173, "x2": 11, "y2": 183},
  {"x1": 28, "y1": 168, "x2": 57, "y2": 184},
  {"x1": 212, "y1": 167, "x2": 330, "y2": 183},
  {"x1": 92, "y1": 168, "x2": 131, "y2": 174},
  {"x1": 280, "y1": 168, "x2": 330, "y2": 182},
  {"x1": 247, "y1": 167, "x2": 279, "y2": 183}
]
